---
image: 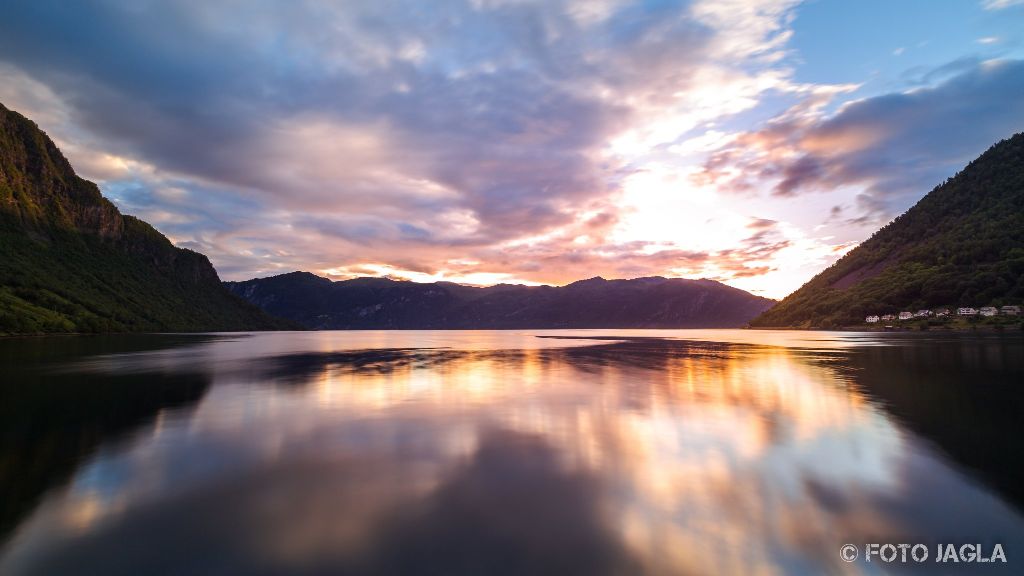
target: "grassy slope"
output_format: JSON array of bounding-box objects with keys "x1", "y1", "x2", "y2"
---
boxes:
[
  {"x1": 752, "y1": 133, "x2": 1024, "y2": 328},
  {"x1": 0, "y1": 216, "x2": 289, "y2": 333}
]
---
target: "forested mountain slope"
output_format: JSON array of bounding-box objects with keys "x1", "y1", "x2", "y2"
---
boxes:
[{"x1": 752, "y1": 133, "x2": 1024, "y2": 328}]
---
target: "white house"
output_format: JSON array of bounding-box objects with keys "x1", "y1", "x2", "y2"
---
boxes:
[
  {"x1": 980, "y1": 306, "x2": 998, "y2": 317},
  {"x1": 866, "y1": 315, "x2": 880, "y2": 323},
  {"x1": 881, "y1": 314, "x2": 896, "y2": 321},
  {"x1": 935, "y1": 308, "x2": 951, "y2": 317},
  {"x1": 1001, "y1": 305, "x2": 1021, "y2": 316},
  {"x1": 898, "y1": 311, "x2": 914, "y2": 320},
  {"x1": 914, "y1": 309, "x2": 932, "y2": 317},
  {"x1": 957, "y1": 307, "x2": 978, "y2": 316}
]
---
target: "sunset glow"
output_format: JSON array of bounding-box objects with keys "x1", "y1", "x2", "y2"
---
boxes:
[{"x1": 1, "y1": 1, "x2": 1022, "y2": 298}]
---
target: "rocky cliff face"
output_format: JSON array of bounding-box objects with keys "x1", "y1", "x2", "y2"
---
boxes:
[
  {"x1": 0, "y1": 102, "x2": 289, "y2": 333},
  {"x1": 0, "y1": 106, "x2": 122, "y2": 238},
  {"x1": 0, "y1": 103, "x2": 215, "y2": 284}
]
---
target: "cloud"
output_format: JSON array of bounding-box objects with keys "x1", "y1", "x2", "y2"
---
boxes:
[
  {"x1": 0, "y1": 0, "x2": 815, "y2": 292},
  {"x1": 981, "y1": 0, "x2": 1024, "y2": 10},
  {"x1": 699, "y1": 59, "x2": 1024, "y2": 222},
  {"x1": 0, "y1": 1, "x2": 703, "y2": 230}
]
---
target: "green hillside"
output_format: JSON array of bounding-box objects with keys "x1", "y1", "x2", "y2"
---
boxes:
[
  {"x1": 752, "y1": 133, "x2": 1024, "y2": 328},
  {"x1": 0, "y1": 102, "x2": 290, "y2": 334}
]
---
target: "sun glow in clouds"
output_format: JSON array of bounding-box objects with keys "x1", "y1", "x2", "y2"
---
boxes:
[
  {"x1": 321, "y1": 264, "x2": 542, "y2": 287},
  {"x1": 607, "y1": 164, "x2": 854, "y2": 297}
]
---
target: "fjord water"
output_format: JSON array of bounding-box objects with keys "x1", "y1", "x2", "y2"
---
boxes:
[{"x1": 1, "y1": 331, "x2": 1022, "y2": 575}]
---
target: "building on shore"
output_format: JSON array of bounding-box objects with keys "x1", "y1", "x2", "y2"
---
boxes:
[{"x1": 861, "y1": 306, "x2": 1014, "y2": 321}]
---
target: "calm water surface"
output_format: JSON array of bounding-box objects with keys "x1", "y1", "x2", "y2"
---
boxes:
[{"x1": 1, "y1": 330, "x2": 1022, "y2": 575}]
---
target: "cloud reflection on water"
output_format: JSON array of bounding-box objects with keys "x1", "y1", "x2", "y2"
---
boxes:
[{"x1": 1, "y1": 332, "x2": 1022, "y2": 575}]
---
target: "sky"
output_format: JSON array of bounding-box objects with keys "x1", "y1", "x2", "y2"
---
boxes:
[{"x1": 1, "y1": 0, "x2": 1023, "y2": 298}]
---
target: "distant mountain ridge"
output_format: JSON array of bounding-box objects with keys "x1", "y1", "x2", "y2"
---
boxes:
[
  {"x1": 0, "y1": 102, "x2": 289, "y2": 333},
  {"x1": 752, "y1": 133, "x2": 1024, "y2": 328},
  {"x1": 225, "y1": 272, "x2": 775, "y2": 329}
]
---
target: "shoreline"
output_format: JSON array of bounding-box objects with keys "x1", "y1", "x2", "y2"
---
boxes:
[{"x1": 749, "y1": 321, "x2": 1024, "y2": 332}]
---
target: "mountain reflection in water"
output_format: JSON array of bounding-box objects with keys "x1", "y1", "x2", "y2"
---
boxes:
[{"x1": 1, "y1": 330, "x2": 1022, "y2": 575}]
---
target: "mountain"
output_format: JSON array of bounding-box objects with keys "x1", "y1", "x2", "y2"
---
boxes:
[
  {"x1": 0, "y1": 102, "x2": 290, "y2": 333},
  {"x1": 752, "y1": 133, "x2": 1024, "y2": 328},
  {"x1": 225, "y1": 272, "x2": 775, "y2": 329}
]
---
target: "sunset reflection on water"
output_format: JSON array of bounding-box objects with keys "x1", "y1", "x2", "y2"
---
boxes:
[{"x1": 1, "y1": 331, "x2": 1022, "y2": 575}]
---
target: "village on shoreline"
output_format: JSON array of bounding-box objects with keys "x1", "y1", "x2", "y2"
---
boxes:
[{"x1": 864, "y1": 305, "x2": 1021, "y2": 326}]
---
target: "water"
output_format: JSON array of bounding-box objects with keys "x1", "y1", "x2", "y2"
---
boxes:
[{"x1": 1, "y1": 330, "x2": 1022, "y2": 575}]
